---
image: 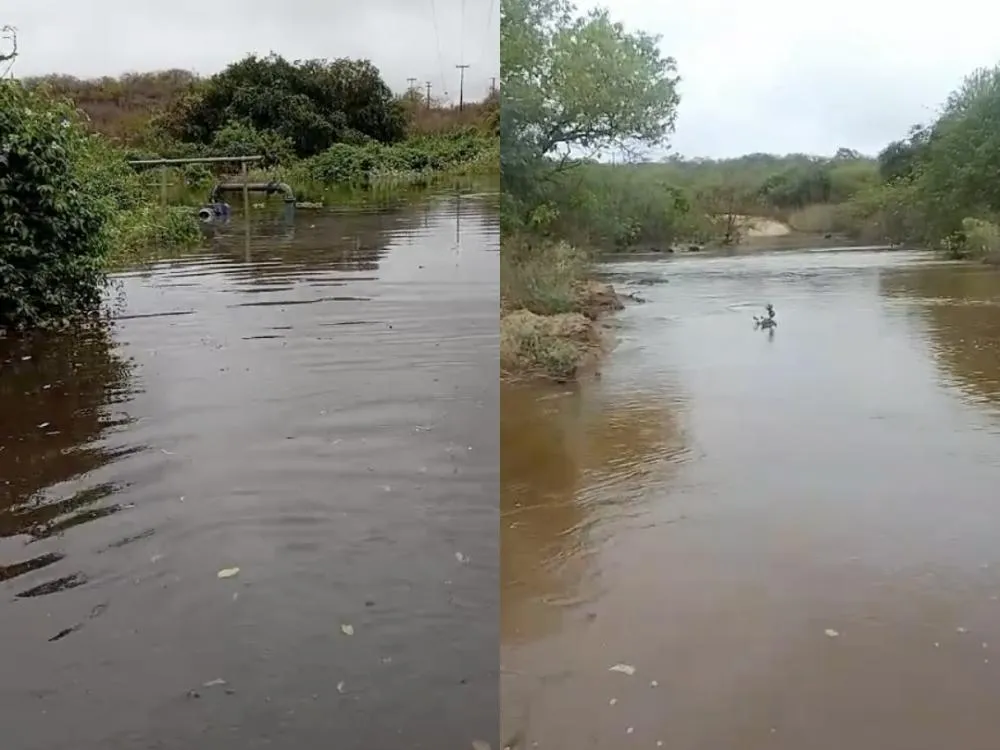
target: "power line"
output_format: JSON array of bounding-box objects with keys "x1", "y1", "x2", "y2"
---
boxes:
[
  {"x1": 427, "y1": 0, "x2": 449, "y2": 99},
  {"x1": 459, "y1": 0, "x2": 467, "y2": 66}
]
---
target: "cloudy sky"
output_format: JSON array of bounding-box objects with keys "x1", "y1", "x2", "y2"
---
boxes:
[
  {"x1": 584, "y1": 0, "x2": 1000, "y2": 157},
  {"x1": 2, "y1": 0, "x2": 499, "y2": 101},
  {"x1": 4, "y1": 0, "x2": 1000, "y2": 157}
]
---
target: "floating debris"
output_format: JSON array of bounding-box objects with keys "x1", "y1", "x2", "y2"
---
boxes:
[
  {"x1": 340, "y1": 623, "x2": 355, "y2": 636},
  {"x1": 626, "y1": 727, "x2": 634, "y2": 734},
  {"x1": 650, "y1": 680, "x2": 659, "y2": 688},
  {"x1": 203, "y1": 678, "x2": 227, "y2": 688},
  {"x1": 217, "y1": 567, "x2": 240, "y2": 579},
  {"x1": 957, "y1": 627, "x2": 968, "y2": 634},
  {"x1": 609, "y1": 698, "x2": 618, "y2": 706},
  {"x1": 471, "y1": 741, "x2": 492, "y2": 750},
  {"x1": 455, "y1": 552, "x2": 470, "y2": 564},
  {"x1": 824, "y1": 629, "x2": 840, "y2": 638},
  {"x1": 336, "y1": 680, "x2": 346, "y2": 693},
  {"x1": 608, "y1": 663, "x2": 636, "y2": 676}
]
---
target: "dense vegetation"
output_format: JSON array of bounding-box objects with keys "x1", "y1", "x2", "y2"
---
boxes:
[
  {"x1": 2, "y1": 53, "x2": 497, "y2": 331},
  {"x1": 24, "y1": 55, "x2": 499, "y2": 191},
  {"x1": 1, "y1": 81, "x2": 200, "y2": 330},
  {"x1": 500, "y1": 0, "x2": 1000, "y2": 381},
  {"x1": 501, "y1": 1, "x2": 1000, "y2": 262}
]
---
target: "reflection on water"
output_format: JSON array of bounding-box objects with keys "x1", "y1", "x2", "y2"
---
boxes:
[
  {"x1": 881, "y1": 262, "x2": 1000, "y2": 409},
  {"x1": 0, "y1": 327, "x2": 137, "y2": 583},
  {"x1": 500, "y1": 380, "x2": 688, "y2": 742},
  {"x1": 501, "y1": 249, "x2": 1000, "y2": 750},
  {"x1": 0, "y1": 190, "x2": 498, "y2": 750}
]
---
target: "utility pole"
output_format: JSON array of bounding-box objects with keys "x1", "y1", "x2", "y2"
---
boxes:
[
  {"x1": 456, "y1": 64, "x2": 470, "y2": 111},
  {"x1": 490, "y1": 77, "x2": 497, "y2": 95},
  {"x1": 406, "y1": 77, "x2": 417, "y2": 102},
  {"x1": 425, "y1": 81, "x2": 432, "y2": 110}
]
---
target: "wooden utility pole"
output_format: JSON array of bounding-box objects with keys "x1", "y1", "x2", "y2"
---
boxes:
[
  {"x1": 456, "y1": 64, "x2": 470, "y2": 111},
  {"x1": 425, "y1": 81, "x2": 432, "y2": 110}
]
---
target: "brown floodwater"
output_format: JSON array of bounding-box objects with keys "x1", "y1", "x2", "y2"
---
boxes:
[
  {"x1": 501, "y1": 249, "x2": 1000, "y2": 750},
  {"x1": 0, "y1": 191, "x2": 499, "y2": 750}
]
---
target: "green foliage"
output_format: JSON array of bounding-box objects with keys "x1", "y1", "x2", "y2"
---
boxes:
[
  {"x1": 501, "y1": 239, "x2": 590, "y2": 315},
  {"x1": 1, "y1": 82, "x2": 114, "y2": 329},
  {"x1": 501, "y1": 0, "x2": 681, "y2": 229},
  {"x1": 158, "y1": 54, "x2": 407, "y2": 158},
  {"x1": 956, "y1": 217, "x2": 1000, "y2": 259},
  {"x1": 210, "y1": 121, "x2": 295, "y2": 166},
  {"x1": 304, "y1": 130, "x2": 496, "y2": 186},
  {"x1": 0, "y1": 81, "x2": 203, "y2": 330}
]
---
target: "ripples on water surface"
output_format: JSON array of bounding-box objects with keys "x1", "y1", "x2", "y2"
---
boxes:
[
  {"x1": 1, "y1": 192, "x2": 498, "y2": 750},
  {"x1": 501, "y1": 248, "x2": 1000, "y2": 750}
]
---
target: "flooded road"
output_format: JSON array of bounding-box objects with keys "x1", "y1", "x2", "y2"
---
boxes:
[
  {"x1": 501, "y1": 249, "x2": 1000, "y2": 750},
  {"x1": 1, "y1": 192, "x2": 499, "y2": 750}
]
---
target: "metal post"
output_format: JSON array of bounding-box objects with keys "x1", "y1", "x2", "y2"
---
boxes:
[
  {"x1": 160, "y1": 166, "x2": 168, "y2": 207},
  {"x1": 456, "y1": 64, "x2": 470, "y2": 111},
  {"x1": 241, "y1": 161, "x2": 250, "y2": 218}
]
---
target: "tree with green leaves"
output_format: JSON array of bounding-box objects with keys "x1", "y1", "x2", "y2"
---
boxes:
[
  {"x1": 1, "y1": 82, "x2": 117, "y2": 329},
  {"x1": 156, "y1": 54, "x2": 407, "y2": 159},
  {"x1": 501, "y1": 0, "x2": 682, "y2": 230}
]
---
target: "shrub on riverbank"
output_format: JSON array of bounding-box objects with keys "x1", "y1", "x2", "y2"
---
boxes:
[
  {"x1": 1, "y1": 81, "x2": 201, "y2": 330},
  {"x1": 500, "y1": 238, "x2": 623, "y2": 380}
]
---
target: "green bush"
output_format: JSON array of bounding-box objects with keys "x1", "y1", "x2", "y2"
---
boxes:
[
  {"x1": 1, "y1": 82, "x2": 117, "y2": 329},
  {"x1": 1, "y1": 82, "x2": 204, "y2": 329},
  {"x1": 304, "y1": 130, "x2": 497, "y2": 187}
]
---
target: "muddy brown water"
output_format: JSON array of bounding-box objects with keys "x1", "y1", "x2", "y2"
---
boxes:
[
  {"x1": 502, "y1": 249, "x2": 1000, "y2": 750},
  {"x1": 0, "y1": 192, "x2": 498, "y2": 750}
]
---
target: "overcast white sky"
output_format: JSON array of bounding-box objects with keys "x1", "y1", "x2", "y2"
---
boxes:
[
  {"x1": 584, "y1": 0, "x2": 1000, "y2": 157},
  {"x1": 2, "y1": 0, "x2": 499, "y2": 102},
  {"x1": 4, "y1": 0, "x2": 1000, "y2": 157}
]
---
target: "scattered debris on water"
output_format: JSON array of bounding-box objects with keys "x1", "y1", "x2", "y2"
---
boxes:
[{"x1": 608, "y1": 663, "x2": 636, "y2": 676}]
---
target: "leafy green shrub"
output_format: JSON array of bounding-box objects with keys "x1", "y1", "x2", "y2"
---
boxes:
[
  {"x1": 304, "y1": 131, "x2": 496, "y2": 186},
  {"x1": 1, "y1": 82, "x2": 117, "y2": 329},
  {"x1": 210, "y1": 121, "x2": 294, "y2": 166},
  {"x1": 157, "y1": 54, "x2": 407, "y2": 158}
]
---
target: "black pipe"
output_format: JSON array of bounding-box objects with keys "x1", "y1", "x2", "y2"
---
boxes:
[{"x1": 209, "y1": 181, "x2": 296, "y2": 204}]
